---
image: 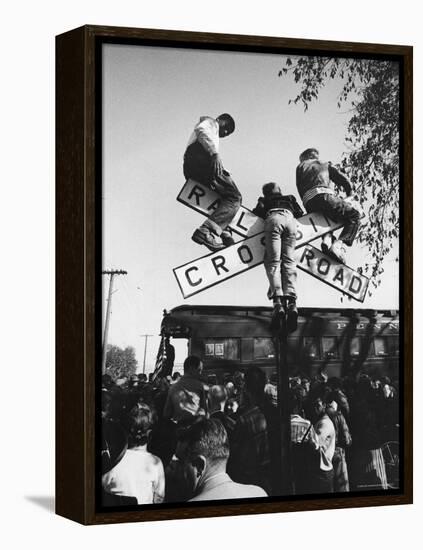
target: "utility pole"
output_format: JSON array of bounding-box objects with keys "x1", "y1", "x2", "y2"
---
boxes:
[
  {"x1": 140, "y1": 334, "x2": 154, "y2": 375},
  {"x1": 102, "y1": 269, "x2": 127, "y2": 375}
]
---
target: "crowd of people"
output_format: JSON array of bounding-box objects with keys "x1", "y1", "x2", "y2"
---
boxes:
[{"x1": 101, "y1": 357, "x2": 399, "y2": 506}]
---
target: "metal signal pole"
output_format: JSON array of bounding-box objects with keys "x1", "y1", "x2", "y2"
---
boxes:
[
  {"x1": 140, "y1": 334, "x2": 154, "y2": 375},
  {"x1": 102, "y1": 269, "x2": 127, "y2": 375},
  {"x1": 274, "y1": 315, "x2": 293, "y2": 495}
]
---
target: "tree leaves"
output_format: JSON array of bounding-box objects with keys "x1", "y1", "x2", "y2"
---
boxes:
[
  {"x1": 279, "y1": 56, "x2": 400, "y2": 289},
  {"x1": 105, "y1": 344, "x2": 138, "y2": 380}
]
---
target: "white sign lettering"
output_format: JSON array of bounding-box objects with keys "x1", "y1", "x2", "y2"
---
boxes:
[
  {"x1": 177, "y1": 179, "x2": 342, "y2": 243},
  {"x1": 174, "y1": 234, "x2": 369, "y2": 302}
]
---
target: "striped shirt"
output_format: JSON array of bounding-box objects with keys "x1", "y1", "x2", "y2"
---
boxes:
[{"x1": 290, "y1": 414, "x2": 313, "y2": 444}]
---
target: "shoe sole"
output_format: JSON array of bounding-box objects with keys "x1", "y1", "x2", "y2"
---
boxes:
[
  {"x1": 221, "y1": 238, "x2": 236, "y2": 247},
  {"x1": 191, "y1": 233, "x2": 225, "y2": 252}
]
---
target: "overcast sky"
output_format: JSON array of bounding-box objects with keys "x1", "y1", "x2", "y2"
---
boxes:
[{"x1": 102, "y1": 44, "x2": 399, "y2": 372}]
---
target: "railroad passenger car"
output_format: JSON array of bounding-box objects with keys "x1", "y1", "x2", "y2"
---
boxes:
[{"x1": 160, "y1": 305, "x2": 399, "y2": 383}]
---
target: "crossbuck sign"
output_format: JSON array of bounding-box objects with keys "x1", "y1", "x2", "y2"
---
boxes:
[{"x1": 174, "y1": 179, "x2": 369, "y2": 302}]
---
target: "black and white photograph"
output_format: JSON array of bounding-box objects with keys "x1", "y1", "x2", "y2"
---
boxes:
[{"x1": 99, "y1": 42, "x2": 402, "y2": 508}]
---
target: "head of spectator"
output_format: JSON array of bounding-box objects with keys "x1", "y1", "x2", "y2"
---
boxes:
[
  {"x1": 209, "y1": 385, "x2": 228, "y2": 414},
  {"x1": 137, "y1": 373, "x2": 147, "y2": 384},
  {"x1": 115, "y1": 376, "x2": 128, "y2": 388},
  {"x1": 371, "y1": 378, "x2": 381, "y2": 390},
  {"x1": 311, "y1": 396, "x2": 327, "y2": 423},
  {"x1": 244, "y1": 366, "x2": 266, "y2": 407},
  {"x1": 102, "y1": 421, "x2": 128, "y2": 475},
  {"x1": 225, "y1": 381, "x2": 235, "y2": 398},
  {"x1": 175, "y1": 418, "x2": 230, "y2": 496},
  {"x1": 102, "y1": 374, "x2": 114, "y2": 391},
  {"x1": 101, "y1": 389, "x2": 112, "y2": 419},
  {"x1": 157, "y1": 376, "x2": 170, "y2": 393},
  {"x1": 126, "y1": 404, "x2": 155, "y2": 449},
  {"x1": 183, "y1": 355, "x2": 203, "y2": 377},
  {"x1": 326, "y1": 399, "x2": 338, "y2": 414},
  {"x1": 327, "y1": 377, "x2": 342, "y2": 390},
  {"x1": 296, "y1": 385, "x2": 307, "y2": 401},
  {"x1": 301, "y1": 376, "x2": 311, "y2": 394},
  {"x1": 264, "y1": 380, "x2": 278, "y2": 408},
  {"x1": 129, "y1": 375, "x2": 139, "y2": 389},
  {"x1": 290, "y1": 376, "x2": 301, "y2": 389},
  {"x1": 233, "y1": 370, "x2": 245, "y2": 392},
  {"x1": 383, "y1": 383, "x2": 394, "y2": 399},
  {"x1": 225, "y1": 397, "x2": 239, "y2": 417},
  {"x1": 172, "y1": 372, "x2": 182, "y2": 384}
]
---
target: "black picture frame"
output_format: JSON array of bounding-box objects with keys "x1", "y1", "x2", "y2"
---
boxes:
[{"x1": 56, "y1": 25, "x2": 413, "y2": 525}]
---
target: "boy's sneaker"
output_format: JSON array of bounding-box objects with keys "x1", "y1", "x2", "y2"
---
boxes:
[
  {"x1": 285, "y1": 298, "x2": 298, "y2": 334},
  {"x1": 271, "y1": 302, "x2": 285, "y2": 331},
  {"x1": 221, "y1": 231, "x2": 236, "y2": 247},
  {"x1": 192, "y1": 228, "x2": 225, "y2": 251},
  {"x1": 328, "y1": 240, "x2": 347, "y2": 264},
  {"x1": 321, "y1": 232, "x2": 334, "y2": 255}
]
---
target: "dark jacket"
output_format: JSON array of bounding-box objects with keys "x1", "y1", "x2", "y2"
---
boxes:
[
  {"x1": 252, "y1": 192, "x2": 304, "y2": 219},
  {"x1": 296, "y1": 159, "x2": 352, "y2": 202}
]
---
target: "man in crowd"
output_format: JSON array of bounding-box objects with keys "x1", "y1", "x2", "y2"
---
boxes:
[
  {"x1": 208, "y1": 384, "x2": 235, "y2": 437},
  {"x1": 309, "y1": 396, "x2": 336, "y2": 494},
  {"x1": 228, "y1": 366, "x2": 272, "y2": 493},
  {"x1": 183, "y1": 114, "x2": 242, "y2": 251},
  {"x1": 290, "y1": 390, "x2": 316, "y2": 495},
  {"x1": 326, "y1": 399, "x2": 352, "y2": 492},
  {"x1": 102, "y1": 404, "x2": 165, "y2": 504},
  {"x1": 296, "y1": 148, "x2": 360, "y2": 264},
  {"x1": 163, "y1": 355, "x2": 207, "y2": 422},
  {"x1": 175, "y1": 418, "x2": 267, "y2": 501}
]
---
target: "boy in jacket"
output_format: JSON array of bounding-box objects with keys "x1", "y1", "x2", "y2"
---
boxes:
[
  {"x1": 296, "y1": 148, "x2": 360, "y2": 264},
  {"x1": 253, "y1": 182, "x2": 303, "y2": 332}
]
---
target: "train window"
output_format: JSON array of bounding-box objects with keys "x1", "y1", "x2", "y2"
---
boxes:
[
  {"x1": 205, "y1": 343, "x2": 215, "y2": 356},
  {"x1": 374, "y1": 336, "x2": 389, "y2": 356},
  {"x1": 350, "y1": 337, "x2": 361, "y2": 356},
  {"x1": 253, "y1": 338, "x2": 275, "y2": 359},
  {"x1": 204, "y1": 339, "x2": 240, "y2": 360},
  {"x1": 215, "y1": 343, "x2": 224, "y2": 356},
  {"x1": 389, "y1": 336, "x2": 399, "y2": 356},
  {"x1": 303, "y1": 337, "x2": 320, "y2": 358},
  {"x1": 322, "y1": 337, "x2": 338, "y2": 359}
]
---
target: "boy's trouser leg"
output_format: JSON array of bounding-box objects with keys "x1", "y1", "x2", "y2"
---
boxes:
[
  {"x1": 207, "y1": 170, "x2": 242, "y2": 233},
  {"x1": 307, "y1": 194, "x2": 360, "y2": 246},
  {"x1": 280, "y1": 215, "x2": 297, "y2": 299},
  {"x1": 184, "y1": 144, "x2": 241, "y2": 235},
  {"x1": 264, "y1": 214, "x2": 283, "y2": 298}
]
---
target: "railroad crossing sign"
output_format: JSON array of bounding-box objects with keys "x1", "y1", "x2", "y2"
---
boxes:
[{"x1": 174, "y1": 179, "x2": 369, "y2": 302}]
